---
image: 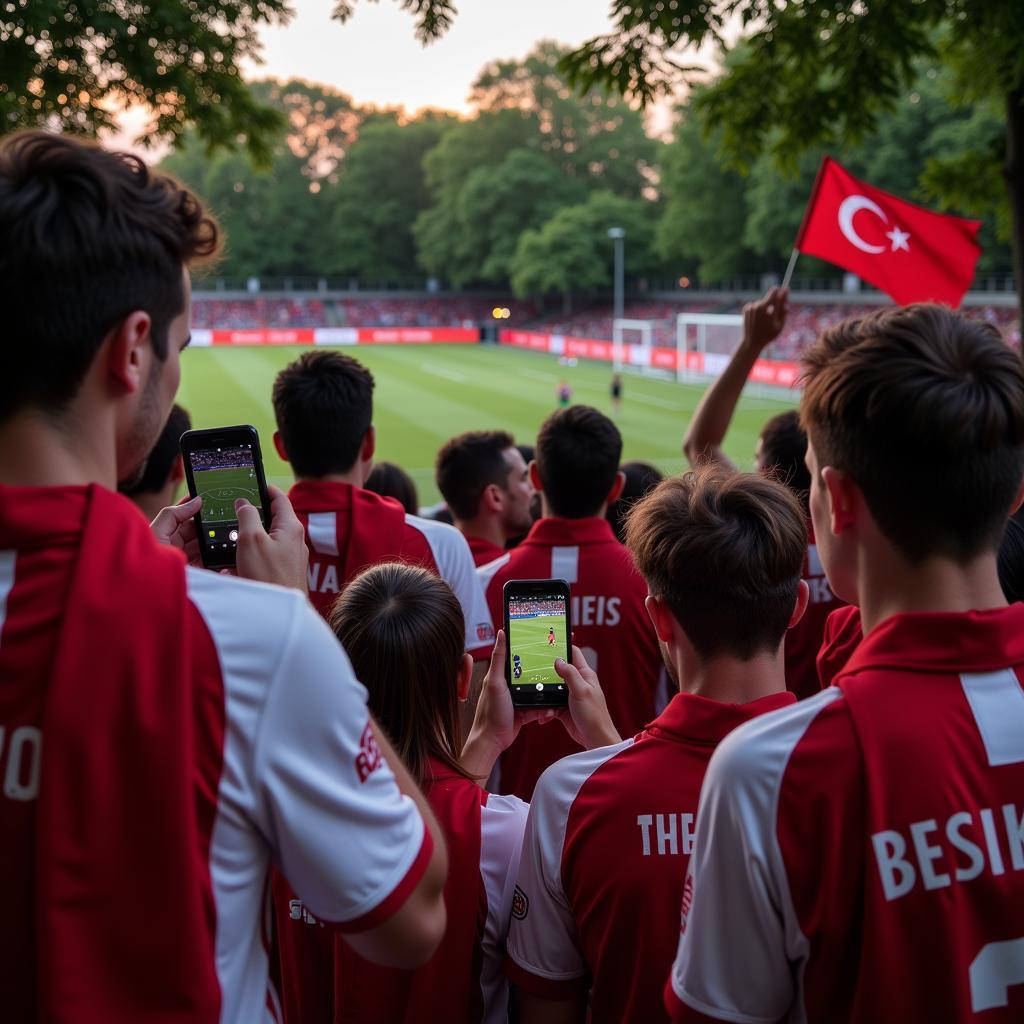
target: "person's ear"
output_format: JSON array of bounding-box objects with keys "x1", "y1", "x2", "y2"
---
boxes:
[
  {"x1": 788, "y1": 579, "x2": 810, "y2": 629},
  {"x1": 361, "y1": 425, "x2": 376, "y2": 463},
  {"x1": 273, "y1": 430, "x2": 289, "y2": 463},
  {"x1": 606, "y1": 470, "x2": 626, "y2": 506},
  {"x1": 106, "y1": 312, "x2": 152, "y2": 395},
  {"x1": 1011, "y1": 478, "x2": 1024, "y2": 516},
  {"x1": 822, "y1": 466, "x2": 858, "y2": 535},
  {"x1": 481, "y1": 482, "x2": 504, "y2": 515},
  {"x1": 644, "y1": 594, "x2": 676, "y2": 645},
  {"x1": 457, "y1": 652, "x2": 473, "y2": 702},
  {"x1": 529, "y1": 460, "x2": 542, "y2": 492},
  {"x1": 170, "y1": 454, "x2": 186, "y2": 485}
]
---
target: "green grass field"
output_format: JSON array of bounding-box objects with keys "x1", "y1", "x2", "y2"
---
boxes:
[
  {"x1": 194, "y1": 465, "x2": 261, "y2": 523},
  {"x1": 178, "y1": 344, "x2": 797, "y2": 506},
  {"x1": 509, "y1": 614, "x2": 567, "y2": 686}
]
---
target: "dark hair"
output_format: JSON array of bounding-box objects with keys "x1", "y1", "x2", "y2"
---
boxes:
[
  {"x1": 119, "y1": 404, "x2": 192, "y2": 497},
  {"x1": 272, "y1": 350, "x2": 375, "y2": 477},
  {"x1": 998, "y1": 508, "x2": 1024, "y2": 603},
  {"x1": 625, "y1": 466, "x2": 807, "y2": 660},
  {"x1": 536, "y1": 405, "x2": 623, "y2": 518},
  {"x1": 516, "y1": 443, "x2": 535, "y2": 465},
  {"x1": 759, "y1": 411, "x2": 810, "y2": 511},
  {"x1": 800, "y1": 304, "x2": 1024, "y2": 563},
  {"x1": 435, "y1": 430, "x2": 516, "y2": 520},
  {"x1": 0, "y1": 131, "x2": 219, "y2": 423},
  {"x1": 607, "y1": 460, "x2": 664, "y2": 543},
  {"x1": 329, "y1": 563, "x2": 469, "y2": 786},
  {"x1": 365, "y1": 461, "x2": 419, "y2": 515}
]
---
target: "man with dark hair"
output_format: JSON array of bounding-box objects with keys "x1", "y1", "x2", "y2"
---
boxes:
[
  {"x1": 682, "y1": 286, "x2": 844, "y2": 699},
  {"x1": 479, "y1": 405, "x2": 663, "y2": 799},
  {"x1": 0, "y1": 131, "x2": 446, "y2": 1022},
  {"x1": 119, "y1": 403, "x2": 191, "y2": 520},
  {"x1": 435, "y1": 430, "x2": 534, "y2": 566},
  {"x1": 272, "y1": 351, "x2": 493, "y2": 653},
  {"x1": 667, "y1": 304, "x2": 1024, "y2": 1024},
  {"x1": 507, "y1": 468, "x2": 805, "y2": 1023}
]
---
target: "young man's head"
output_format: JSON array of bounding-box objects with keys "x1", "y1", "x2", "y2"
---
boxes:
[
  {"x1": 119, "y1": 403, "x2": 192, "y2": 519},
  {"x1": 271, "y1": 350, "x2": 376, "y2": 481},
  {"x1": 435, "y1": 430, "x2": 534, "y2": 539},
  {"x1": 800, "y1": 304, "x2": 1024, "y2": 604},
  {"x1": 534, "y1": 405, "x2": 624, "y2": 519},
  {"x1": 756, "y1": 410, "x2": 811, "y2": 509},
  {"x1": 625, "y1": 466, "x2": 807, "y2": 673},
  {"x1": 0, "y1": 131, "x2": 218, "y2": 483}
]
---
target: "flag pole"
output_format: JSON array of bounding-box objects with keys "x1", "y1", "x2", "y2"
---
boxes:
[{"x1": 781, "y1": 248, "x2": 799, "y2": 290}]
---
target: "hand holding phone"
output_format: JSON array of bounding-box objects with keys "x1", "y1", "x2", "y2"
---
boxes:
[{"x1": 503, "y1": 579, "x2": 571, "y2": 707}]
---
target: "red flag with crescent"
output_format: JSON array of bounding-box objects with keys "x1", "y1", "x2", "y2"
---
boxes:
[{"x1": 795, "y1": 157, "x2": 982, "y2": 308}]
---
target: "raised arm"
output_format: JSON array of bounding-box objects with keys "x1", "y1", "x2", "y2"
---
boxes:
[{"x1": 682, "y1": 287, "x2": 789, "y2": 469}]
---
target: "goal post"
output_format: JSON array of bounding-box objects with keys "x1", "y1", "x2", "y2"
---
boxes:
[
  {"x1": 612, "y1": 318, "x2": 656, "y2": 376},
  {"x1": 675, "y1": 313, "x2": 744, "y2": 385}
]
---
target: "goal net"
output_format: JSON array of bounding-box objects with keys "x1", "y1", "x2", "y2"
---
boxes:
[
  {"x1": 675, "y1": 313, "x2": 744, "y2": 384},
  {"x1": 612, "y1": 319, "x2": 664, "y2": 378}
]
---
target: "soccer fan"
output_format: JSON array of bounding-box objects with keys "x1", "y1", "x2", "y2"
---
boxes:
[
  {"x1": 271, "y1": 350, "x2": 493, "y2": 653},
  {"x1": 119, "y1": 403, "x2": 191, "y2": 520},
  {"x1": 365, "y1": 460, "x2": 420, "y2": 515},
  {"x1": 506, "y1": 468, "x2": 804, "y2": 1024},
  {"x1": 666, "y1": 304, "x2": 1024, "y2": 1023},
  {"x1": 478, "y1": 405, "x2": 663, "y2": 799},
  {"x1": 435, "y1": 430, "x2": 535, "y2": 566},
  {"x1": 606, "y1": 459, "x2": 663, "y2": 544},
  {"x1": 275, "y1": 564, "x2": 620, "y2": 1024},
  {"x1": 0, "y1": 131, "x2": 446, "y2": 1022},
  {"x1": 682, "y1": 286, "x2": 845, "y2": 699}
]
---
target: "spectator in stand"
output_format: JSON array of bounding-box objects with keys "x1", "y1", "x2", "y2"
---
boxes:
[
  {"x1": 365, "y1": 461, "x2": 420, "y2": 516},
  {"x1": 507, "y1": 468, "x2": 805, "y2": 1023},
  {"x1": 435, "y1": 431, "x2": 535, "y2": 567},
  {"x1": 682, "y1": 286, "x2": 844, "y2": 700},
  {"x1": 0, "y1": 130, "x2": 446, "y2": 1023},
  {"x1": 275, "y1": 563, "x2": 620, "y2": 1024},
  {"x1": 119, "y1": 403, "x2": 191, "y2": 521},
  {"x1": 271, "y1": 351, "x2": 494, "y2": 655},
  {"x1": 606, "y1": 460, "x2": 664, "y2": 544},
  {"x1": 478, "y1": 406, "x2": 664, "y2": 800},
  {"x1": 666, "y1": 304, "x2": 1024, "y2": 1023}
]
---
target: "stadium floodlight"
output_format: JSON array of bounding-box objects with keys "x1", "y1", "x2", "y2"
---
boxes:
[{"x1": 607, "y1": 227, "x2": 625, "y2": 324}]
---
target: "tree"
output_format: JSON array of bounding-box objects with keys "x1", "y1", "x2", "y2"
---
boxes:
[{"x1": 0, "y1": 0, "x2": 290, "y2": 165}]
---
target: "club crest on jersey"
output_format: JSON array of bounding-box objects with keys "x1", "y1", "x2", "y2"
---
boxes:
[
  {"x1": 354, "y1": 721, "x2": 383, "y2": 783},
  {"x1": 511, "y1": 885, "x2": 529, "y2": 920},
  {"x1": 477, "y1": 622, "x2": 494, "y2": 642}
]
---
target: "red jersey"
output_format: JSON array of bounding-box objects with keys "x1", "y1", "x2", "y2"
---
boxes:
[
  {"x1": 478, "y1": 516, "x2": 664, "y2": 800},
  {"x1": 0, "y1": 485, "x2": 430, "y2": 1024},
  {"x1": 817, "y1": 603, "x2": 863, "y2": 689},
  {"x1": 275, "y1": 765, "x2": 527, "y2": 1024},
  {"x1": 290, "y1": 480, "x2": 493, "y2": 654},
  {"x1": 666, "y1": 605, "x2": 1024, "y2": 1023},
  {"x1": 506, "y1": 691, "x2": 794, "y2": 1023},
  {"x1": 784, "y1": 534, "x2": 845, "y2": 699},
  {"x1": 466, "y1": 534, "x2": 506, "y2": 568}
]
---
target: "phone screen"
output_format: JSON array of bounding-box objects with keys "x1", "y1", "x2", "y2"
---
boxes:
[
  {"x1": 507, "y1": 588, "x2": 569, "y2": 691},
  {"x1": 187, "y1": 441, "x2": 261, "y2": 557}
]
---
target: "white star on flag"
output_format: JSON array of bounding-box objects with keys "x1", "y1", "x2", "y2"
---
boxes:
[{"x1": 886, "y1": 226, "x2": 911, "y2": 252}]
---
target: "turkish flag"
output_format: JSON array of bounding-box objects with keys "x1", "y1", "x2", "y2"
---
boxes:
[{"x1": 795, "y1": 157, "x2": 982, "y2": 307}]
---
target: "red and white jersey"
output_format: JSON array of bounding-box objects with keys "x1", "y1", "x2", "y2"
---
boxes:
[
  {"x1": 666, "y1": 605, "x2": 1024, "y2": 1023},
  {"x1": 0, "y1": 484, "x2": 430, "y2": 1024},
  {"x1": 478, "y1": 516, "x2": 664, "y2": 800},
  {"x1": 276, "y1": 768, "x2": 528, "y2": 1024},
  {"x1": 784, "y1": 532, "x2": 845, "y2": 699},
  {"x1": 290, "y1": 481, "x2": 494, "y2": 654},
  {"x1": 466, "y1": 534, "x2": 506, "y2": 568},
  {"x1": 506, "y1": 691, "x2": 794, "y2": 1023},
  {"x1": 816, "y1": 603, "x2": 863, "y2": 689}
]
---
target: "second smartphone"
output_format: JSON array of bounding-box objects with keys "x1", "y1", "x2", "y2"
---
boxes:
[
  {"x1": 503, "y1": 578, "x2": 572, "y2": 707},
  {"x1": 180, "y1": 424, "x2": 273, "y2": 569}
]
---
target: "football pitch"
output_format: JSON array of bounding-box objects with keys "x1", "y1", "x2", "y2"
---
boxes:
[
  {"x1": 194, "y1": 466, "x2": 260, "y2": 523},
  {"x1": 178, "y1": 344, "x2": 797, "y2": 506},
  {"x1": 509, "y1": 614, "x2": 567, "y2": 686}
]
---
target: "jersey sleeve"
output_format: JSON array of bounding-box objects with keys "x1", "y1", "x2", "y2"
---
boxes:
[
  {"x1": 664, "y1": 723, "x2": 798, "y2": 1024},
  {"x1": 504, "y1": 772, "x2": 589, "y2": 998},
  {"x1": 254, "y1": 599, "x2": 431, "y2": 930}
]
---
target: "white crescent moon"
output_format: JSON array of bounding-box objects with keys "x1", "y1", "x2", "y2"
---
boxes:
[{"x1": 838, "y1": 195, "x2": 888, "y2": 254}]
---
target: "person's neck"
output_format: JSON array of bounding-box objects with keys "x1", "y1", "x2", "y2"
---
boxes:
[
  {"x1": 539, "y1": 496, "x2": 607, "y2": 520},
  {"x1": 675, "y1": 649, "x2": 788, "y2": 705},
  {"x1": 0, "y1": 405, "x2": 117, "y2": 489},
  {"x1": 296, "y1": 468, "x2": 364, "y2": 488},
  {"x1": 455, "y1": 515, "x2": 505, "y2": 550},
  {"x1": 858, "y1": 548, "x2": 1006, "y2": 636}
]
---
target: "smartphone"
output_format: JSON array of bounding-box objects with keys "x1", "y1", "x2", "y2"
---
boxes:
[
  {"x1": 503, "y1": 579, "x2": 572, "y2": 707},
  {"x1": 180, "y1": 425, "x2": 272, "y2": 569}
]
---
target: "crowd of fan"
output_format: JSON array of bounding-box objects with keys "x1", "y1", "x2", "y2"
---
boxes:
[
  {"x1": 507, "y1": 598, "x2": 564, "y2": 618},
  {"x1": 187, "y1": 447, "x2": 254, "y2": 471},
  {"x1": 5, "y1": 131, "x2": 1024, "y2": 1024}
]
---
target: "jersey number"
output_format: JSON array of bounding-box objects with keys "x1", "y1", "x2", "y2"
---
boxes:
[
  {"x1": 1, "y1": 726, "x2": 42, "y2": 801},
  {"x1": 970, "y1": 939, "x2": 1024, "y2": 1012}
]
